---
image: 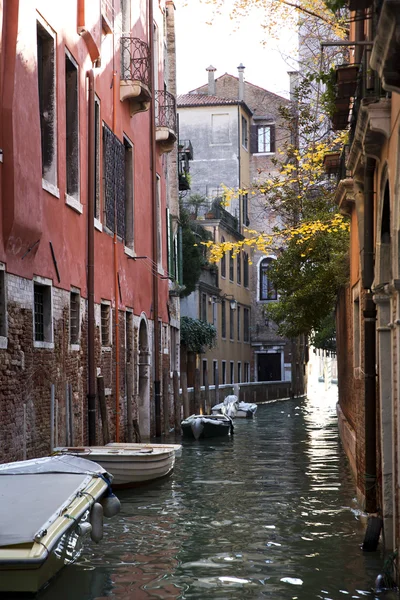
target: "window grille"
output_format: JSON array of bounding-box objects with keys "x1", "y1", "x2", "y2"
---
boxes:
[
  {"x1": 101, "y1": 303, "x2": 110, "y2": 346},
  {"x1": 34, "y1": 285, "x2": 45, "y2": 342},
  {"x1": 103, "y1": 124, "x2": 126, "y2": 237},
  {"x1": 70, "y1": 292, "x2": 80, "y2": 344}
]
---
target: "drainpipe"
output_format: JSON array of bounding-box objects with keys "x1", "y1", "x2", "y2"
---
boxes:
[
  {"x1": 112, "y1": 66, "x2": 120, "y2": 442},
  {"x1": 363, "y1": 156, "x2": 377, "y2": 513},
  {"x1": 149, "y1": 0, "x2": 161, "y2": 436},
  {"x1": 87, "y1": 69, "x2": 96, "y2": 445}
]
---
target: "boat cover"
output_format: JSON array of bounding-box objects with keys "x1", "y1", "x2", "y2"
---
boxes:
[{"x1": 0, "y1": 455, "x2": 108, "y2": 547}]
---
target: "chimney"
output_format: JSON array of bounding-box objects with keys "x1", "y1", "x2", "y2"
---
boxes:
[
  {"x1": 206, "y1": 65, "x2": 216, "y2": 96},
  {"x1": 237, "y1": 63, "x2": 245, "y2": 101},
  {"x1": 288, "y1": 71, "x2": 299, "y2": 102}
]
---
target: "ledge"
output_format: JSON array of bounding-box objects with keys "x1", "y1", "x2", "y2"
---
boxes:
[
  {"x1": 65, "y1": 193, "x2": 83, "y2": 214},
  {"x1": 42, "y1": 179, "x2": 60, "y2": 199}
]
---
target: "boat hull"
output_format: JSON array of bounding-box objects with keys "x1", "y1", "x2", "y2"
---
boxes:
[
  {"x1": 181, "y1": 415, "x2": 233, "y2": 440},
  {"x1": 54, "y1": 447, "x2": 176, "y2": 488}
]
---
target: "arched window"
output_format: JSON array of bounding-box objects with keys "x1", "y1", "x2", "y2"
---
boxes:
[
  {"x1": 259, "y1": 258, "x2": 277, "y2": 301},
  {"x1": 220, "y1": 236, "x2": 226, "y2": 278}
]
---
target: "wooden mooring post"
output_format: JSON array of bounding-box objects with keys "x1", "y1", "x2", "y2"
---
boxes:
[
  {"x1": 163, "y1": 368, "x2": 170, "y2": 435},
  {"x1": 181, "y1": 371, "x2": 190, "y2": 419},
  {"x1": 97, "y1": 375, "x2": 110, "y2": 444},
  {"x1": 194, "y1": 368, "x2": 201, "y2": 414},
  {"x1": 204, "y1": 369, "x2": 210, "y2": 414},
  {"x1": 173, "y1": 371, "x2": 181, "y2": 432}
]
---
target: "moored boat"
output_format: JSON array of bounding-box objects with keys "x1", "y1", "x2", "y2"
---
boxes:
[
  {"x1": 181, "y1": 414, "x2": 234, "y2": 440},
  {"x1": 0, "y1": 454, "x2": 117, "y2": 594},
  {"x1": 235, "y1": 402, "x2": 258, "y2": 418},
  {"x1": 211, "y1": 395, "x2": 257, "y2": 418},
  {"x1": 106, "y1": 442, "x2": 182, "y2": 456},
  {"x1": 53, "y1": 445, "x2": 176, "y2": 488}
]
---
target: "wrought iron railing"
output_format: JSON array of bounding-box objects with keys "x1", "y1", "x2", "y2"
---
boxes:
[
  {"x1": 120, "y1": 37, "x2": 151, "y2": 90},
  {"x1": 349, "y1": 49, "x2": 385, "y2": 144},
  {"x1": 155, "y1": 90, "x2": 176, "y2": 133}
]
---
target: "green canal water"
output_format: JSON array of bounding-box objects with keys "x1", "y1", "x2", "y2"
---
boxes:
[{"x1": 38, "y1": 387, "x2": 397, "y2": 599}]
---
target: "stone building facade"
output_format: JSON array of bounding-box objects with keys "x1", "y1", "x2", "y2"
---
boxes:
[
  {"x1": 0, "y1": 0, "x2": 181, "y2": 462},
  {"x1": 178, "y1": 65, "x2": 302, "y2": 388}
]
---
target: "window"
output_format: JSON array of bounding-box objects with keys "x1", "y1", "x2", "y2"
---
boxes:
[
  {"x1": 103, "y1": 124, "x2": 125, "y2": 236},
  {"x1": 237, "y1": 252, "x2": 241, "y2": 285},
  {"x1": 238, "y1": 362, "x2": 242, "y2": 383},
  {"x1": 230, "y1": 305, "x2": 234, "y2": 340},
  {"x1": 34, "y1": 281, "x2": 53, "y2": 344},
  {"x1": 353, "y1": 296, "x2": 360, "y2": 371},
  {"x1": 94, "y1": 96, "x2": 101, "y2": 221},
  {"x1": 241, "y1": 115, "x2": 248, "y2": 149},
  {"x1": 70, "y1": 291, "x2": 80, "y2": 345},
  {"x1": 237, "y1": 305, "x2": 241, "y2": 341},
  {"x1": 101, "y1": 302, "x2": 111, "y2": 346},
  {"x1": 202, "y1": 359, "x2": 208, "y2": 386},
  {"x1": 201, "y1": 292, "x2": 207, "y2": 322},
  {"x1": 230, "y1": 361, "x2": 234, "y2": 384},
  {"x1": 212, "y1": 299, "x2": 218, "y2": 328},
  {"x1": 213, "y1": 360, "x2": 218, "y2": 385},
  {"x1": 244, "y1": 307, "x2": 250, "y2": 343},
  {"x1": 222, "y1": 360, "x2": 226, "y2": 384},
  {"x1": 244, "y1": 362, "x2": 250, "y2": 382},
  {"x1": 260, "y1": 258, "x2": 277, "y2": 301},
  {"x1": 0, "y1": 268, "x2": 7, "y2": 339},
  {"x1": 156, "y1": 175, "x2": 162, "y2": 268},
  {"x1": 221, "y1": 299, "x2": 226, "y2": 339},
  {"x1": 220, "y1": 236, "x2": 226, "y2": 278},
  {"x1": 65, "y1": 50, "x2": 79, "y2": 201},
  {"x1": 124, "y1": 135, "x2": 134, "y2": 249},
  {"x1": 243, "y1": 252, "x2": 249, "y2": 288},
  {"x1": 212, "y1": 113, "x2": 230, "y2": 144},
  {"x1": 257, "y1": 125, "x2": 275, "y2": 153},
  {"x1": 37, "y1": 20, "x2": 57, "y2": 188},
  {"x1": 126, "y1": 311, "x2": 133, "y2": 363},
  {"x1": 229, "y1": 250, "x2": 234, "y2": 282},
  {"x1": 242, "y1": 193, "x2": 249, "y2": 226}
]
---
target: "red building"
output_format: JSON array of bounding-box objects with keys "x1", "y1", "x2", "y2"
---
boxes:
[{"x1": 0, "y1": 0, "x2": 181, "y2": 461}]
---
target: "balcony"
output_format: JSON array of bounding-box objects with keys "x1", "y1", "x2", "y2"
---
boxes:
[
  {"x1": 155, "y1": 90, "x2": 177, "y2": 153},
  {"x1": 178, "y1": 139, "x2": 194, "y2": 191},
  {"x1": 120, "y1": 37, "x2": 151, "y2": 115},
  {"x1": 331, "y1": 65, "x2": 359, "y2": 131},
  {"x1": 370, "y1": 0, "x2": 400, "y2": 93}
]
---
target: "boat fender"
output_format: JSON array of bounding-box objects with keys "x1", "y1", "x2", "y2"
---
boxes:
[
  {"x1": 100, "y1": 492, "x2": 121, "y2": 518},
  {"x1": 77, "y1": 521, "x2": 92, "y2": 537},
  {"x1": 90, "y1": 502, "x2": 104, "y2": 543}
]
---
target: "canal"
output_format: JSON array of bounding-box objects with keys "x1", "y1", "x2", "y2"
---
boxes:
[{"x1": 38, "y1": 388, "x2": 395, "y2": 599}]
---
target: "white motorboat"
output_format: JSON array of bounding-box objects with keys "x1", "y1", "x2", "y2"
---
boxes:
[
  {"x1": 235, "y1": 401, "x2": 258, "y2": 418},
  {"x1": 212, "y1": 395, "x2": 257, "y2": 418},
  {"x1": 53, "y1": 445, "x2": 176, "y2": 488},
  {"x1": 211, "y1": 395, "x2": 239, "y2": 418},
  {"x1": 181, "y1": 414, "x2": 234, "y2": 440},
  {"x1": 0, "y1": 454, "x2": 118, "y2": 594},
  {"x1": 106, "y1": 441, "x2": 182, "y2": 457}
]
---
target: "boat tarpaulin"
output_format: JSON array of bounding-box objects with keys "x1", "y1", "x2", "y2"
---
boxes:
[{"x1": 0, "y1": 455, "x2": 108, "y2": 546}]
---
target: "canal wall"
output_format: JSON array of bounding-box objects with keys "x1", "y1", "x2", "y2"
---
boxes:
[{"x1": 183, "y1": 381, "x2": 295, "y2": 411}]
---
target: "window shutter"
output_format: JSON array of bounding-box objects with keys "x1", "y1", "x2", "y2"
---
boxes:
[
  {"x1": 250, "y1": 125, "x2": 258, "y2": 154},
  {"x1": 270, "y1": 125, "x2": 276, "y2": 153}
]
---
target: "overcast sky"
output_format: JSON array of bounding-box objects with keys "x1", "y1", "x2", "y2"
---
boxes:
[{"x1": 174, "y1": 0, "x2": 299, "y2": 99}]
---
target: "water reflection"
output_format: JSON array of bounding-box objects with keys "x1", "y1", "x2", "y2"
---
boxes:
[{"x1": 38, "y1": 387, "x2": 393, "y2": 599}]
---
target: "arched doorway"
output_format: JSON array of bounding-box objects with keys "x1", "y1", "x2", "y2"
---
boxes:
[{"x1": 138, "y1": 315, "x2": 151, "y2": 439}]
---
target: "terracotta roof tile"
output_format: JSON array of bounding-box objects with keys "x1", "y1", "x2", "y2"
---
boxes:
[{"x1": 177, "y1": 94, "x2": 240, "y2": 107}]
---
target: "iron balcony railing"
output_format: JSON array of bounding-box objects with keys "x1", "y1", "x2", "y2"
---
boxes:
[
  {"x1": 155, "y1": 90, "x2": 177, "y2": 133},
  {"x1": 120, "y1": 37, "x2": 151, "y2": 90}
]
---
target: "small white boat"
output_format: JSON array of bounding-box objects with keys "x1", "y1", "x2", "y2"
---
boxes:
[
  {"x1": 212, "y1": 395, "x2": 257, "y2": 418},
  {"x1": 106, "y1": 442, "x2": 182, "y2": 457},
  {"x1": 0, "y1": 454, "x2": 118, "y2": 594},
  {"x1": 235, "y1": 402, "x2": 258, "y2": 418},
  {"x1": 53, "y1": 445, "x2": 176, "y2": 488},
  {"x1": 181, "y1": 414, "x2": 234, "y2": 440}
]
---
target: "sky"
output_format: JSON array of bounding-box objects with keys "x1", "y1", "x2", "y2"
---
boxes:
[{"x1": 174, "y1": 0, "x2": 299, "y2": 100}]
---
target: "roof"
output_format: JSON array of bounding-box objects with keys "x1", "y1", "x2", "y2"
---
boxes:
[
  {"x1": 177, "y1": 93, "x2": 242, "y2": 107},
  {"x1": 188, "y1": 72, "x2": 290, "y2": 104}
]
